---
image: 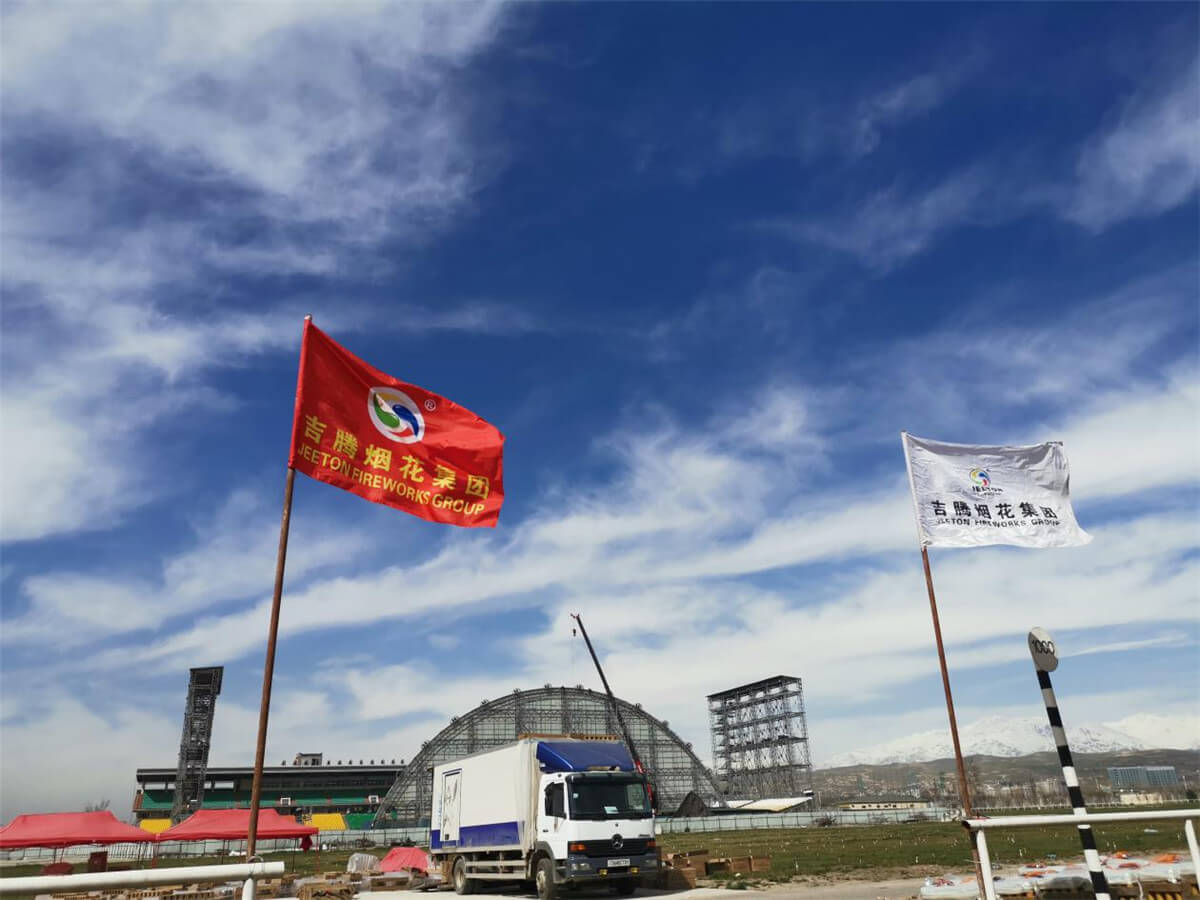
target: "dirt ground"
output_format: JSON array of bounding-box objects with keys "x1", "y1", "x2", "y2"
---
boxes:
[
  {"x1": 645, "y1": 885, "x2": 926, "y2": 900},
  {"x1": 761, "y1": 879, "x2": 925, "y2": 898}
]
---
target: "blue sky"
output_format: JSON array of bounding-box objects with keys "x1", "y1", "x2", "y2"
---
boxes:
[{"x1": 1, "y1": 3, "x2": 1197, "y2": 817}]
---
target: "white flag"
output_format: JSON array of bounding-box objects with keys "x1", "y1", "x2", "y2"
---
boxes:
[{"x1": 901, "y1": 432, "x2": 1091, "y2": 549}]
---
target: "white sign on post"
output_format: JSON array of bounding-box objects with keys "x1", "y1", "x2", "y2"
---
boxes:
[{"x1": 1028, "y1": 627, "x2": 1059, "y2": 671}]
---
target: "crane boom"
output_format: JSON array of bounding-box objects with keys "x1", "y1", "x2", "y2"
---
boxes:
[{"x1": 569, "y1": 613, "x2": 644, "y2": 772}]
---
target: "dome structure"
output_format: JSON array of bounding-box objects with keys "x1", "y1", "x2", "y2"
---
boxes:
[{"x1": 372, "y1": 685, "x2": 721, "y2": 824}]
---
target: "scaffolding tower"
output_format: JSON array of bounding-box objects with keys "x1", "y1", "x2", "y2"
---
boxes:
[
  {"x1": 708, "y1": 674, "x2": 813, "y2": 800},
  {"x1": 170, "y1": 666, "x2": 223, "y2": 823}
]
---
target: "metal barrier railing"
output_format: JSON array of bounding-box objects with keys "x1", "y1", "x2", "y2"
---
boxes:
[
  {"x1": 962, "y1": 808, "x2": 1199, "y2": 900},
  {"x1": 656, "y1": 807, "x2": 956, "y2": 833},
  {"x1": 0, "y1": 860, "x2": 285, "y2": 900}
]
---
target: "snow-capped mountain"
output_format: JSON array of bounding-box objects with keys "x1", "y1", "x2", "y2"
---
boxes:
[
  {"x1": 1106, "y1": 713, "x2": 1200, "y2": 751},
  {"x1": 823, "y1": 713, "x2": 1198, "y2": 768}
]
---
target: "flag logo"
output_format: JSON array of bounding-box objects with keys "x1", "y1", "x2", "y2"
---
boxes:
[
  {"x1": 368, "y1": 387, "x2": 425, "y2": 443},
  {"x1": 969, "y1": 468, "x2": 991, "y2": 487}
]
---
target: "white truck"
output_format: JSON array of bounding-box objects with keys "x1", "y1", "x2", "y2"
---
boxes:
[{"x1": 430, "y1": 737, "x2": 657, "y2": 900}]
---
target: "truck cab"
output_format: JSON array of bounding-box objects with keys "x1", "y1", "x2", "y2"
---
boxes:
[{"x1": 536, "y1": 769, "x2": 655, "y2": 897}]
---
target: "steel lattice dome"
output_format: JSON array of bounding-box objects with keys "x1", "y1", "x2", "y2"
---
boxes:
[{"x1": 373, "y1": 686, "x2": 721, "y2": 824}]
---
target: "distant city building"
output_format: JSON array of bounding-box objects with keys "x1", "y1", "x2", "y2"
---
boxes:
[
  {"x1": 837, "y1": 798, "x2": 934, "y2": 811},
  {"x1": 1119, "y1": 791, "x2": 1167, "y2": 806},
  {"x1": 1108, "y1": 765, "x2": 1180, "y2": 790}
]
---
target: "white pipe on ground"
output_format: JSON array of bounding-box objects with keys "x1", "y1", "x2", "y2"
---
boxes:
[
  {"x1": 1185, "y1": 819, "x2": 1200, "y2": 879},
  {"x1": 963, "y1": 809, "x2": 1197, "y2": 830},
  {"x1": 0, "y1": 860, "x2": 284, "y2": 895},
  {"x1": 974, "y1": 828, "x2": 996, "y2": 900}
]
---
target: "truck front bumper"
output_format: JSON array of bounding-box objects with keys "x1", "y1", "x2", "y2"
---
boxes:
[{"x1": 564, "y1": 853, "x2": 657, "y2": 882}]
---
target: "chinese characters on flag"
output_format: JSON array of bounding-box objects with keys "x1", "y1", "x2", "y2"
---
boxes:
[{"x1": 289, "y1": 321, "x2": 505, "y2": 527}]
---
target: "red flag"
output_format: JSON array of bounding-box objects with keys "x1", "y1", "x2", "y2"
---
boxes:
[{"x1": 288, "y1": 321, "x2": 504, "y2": 528}]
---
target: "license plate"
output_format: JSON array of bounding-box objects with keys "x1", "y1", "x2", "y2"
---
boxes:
[{"x1": 607, "y1": 858, "x2": 630, "y2": 868}]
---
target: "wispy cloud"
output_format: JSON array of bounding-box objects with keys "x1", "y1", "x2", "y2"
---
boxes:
[
  {"x1": 0, "y1": 2, "x2": 517, "y2": 543},
  {"x1": 772, "y1": 167, "x2": 994, "y2": 270},
  {"x1": 850, "y1": 59, "x2": 980, "y2": 157},
  {"x1": 630, "y1": 54, "x2": 978, "y2": 180},
  {"x1": 1065, "y1": 59, "x2": 1200, "y2": 229},
  {"x1": 48, "y1": 349, "x2": 1198, "y2": 684},
  {"x1": 2, "y1": 489, "x2": 379, "y2": 644},
  {"x1": 774, "y1": 53, "x2": 1198, "y2": 270}
]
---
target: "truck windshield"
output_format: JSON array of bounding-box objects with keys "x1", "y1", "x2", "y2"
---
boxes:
[{"x1": 568, "y1": 778, "x2": 651, "y2": 820}]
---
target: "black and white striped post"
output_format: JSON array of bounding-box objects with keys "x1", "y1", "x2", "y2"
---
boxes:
[{"x1": 1028, "y1": 627, "x2": 1110, "y2": 900}]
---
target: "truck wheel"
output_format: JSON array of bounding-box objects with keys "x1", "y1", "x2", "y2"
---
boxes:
[
  {"x1": 453, "y1": 857, "x2": 477, "y2": 895},
  {"x1": 535, "y1": 857, "x2": 557, "y2": 900},
  {"x1": 611, "y1": 880, "x2": 638, "y2": 896}
]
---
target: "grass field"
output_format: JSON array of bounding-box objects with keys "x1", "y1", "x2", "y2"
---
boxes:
[{"x1": 658, "y1": 818, "x2": 1192, "y2": 882}]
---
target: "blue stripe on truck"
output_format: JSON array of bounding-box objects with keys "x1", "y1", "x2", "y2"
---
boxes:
[{"x1": 431, "y1": 821, "x2": 520, "y2": 850}]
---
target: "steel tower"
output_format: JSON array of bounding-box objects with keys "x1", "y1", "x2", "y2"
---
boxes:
[
  {"x1": 707, "y1": 675, "x2": 813, "y2": 800},
  {"x1": 170, "y1": 666, "x2": 223, "y2": 823}
]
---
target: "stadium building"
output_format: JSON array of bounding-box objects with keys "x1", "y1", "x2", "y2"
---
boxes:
[{"x1": 133, "y1": 754, "x2": 403, "y2": 833}]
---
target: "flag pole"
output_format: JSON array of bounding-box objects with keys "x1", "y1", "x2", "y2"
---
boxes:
[
  {"x1": 921, "y1": 547, "x2": 975, "y2": 820},
  {"x1": 902, "y1": 432, "x2": 984, "y2": 892},
  {"x1": 247, "y1": 315, "x2": 311, "y2": 858}
]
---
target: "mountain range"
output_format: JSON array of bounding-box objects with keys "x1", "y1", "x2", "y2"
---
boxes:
[{"x1": 822, "y1": 713, "x2": 1199, "y2": 768}]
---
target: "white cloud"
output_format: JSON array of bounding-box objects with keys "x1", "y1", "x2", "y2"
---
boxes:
[
  {"x1": 1, "y1": 2, "x2": 504, "y2": 240},
  {"x1": 1066, "y1": 61, "x2": 1200, "y2": 229},
  {"x1": 778, "y1": 168, "x2": 992, "y2": 270},
  {"x1": 851, "y1": 67, "x2": 968, "y2": 157},
  {"x1": 780, "y1": 58, "x2": 1199, "y2": 268},
  {"x1": 70, "y1": 365, "x2": 1197, "y2": 720},
  {"x1": 0, "y1": 2, "x2": 516, "y2": 543},
  {"x1": 0, "y1": 695, "x2": 177, "y2": 818},
  {"x1": 1055, "y1": 368, "x2": 1200, "y2": 501},
  {"x1": 3, "y1": 489, "x2": 378, "y2": 643}
]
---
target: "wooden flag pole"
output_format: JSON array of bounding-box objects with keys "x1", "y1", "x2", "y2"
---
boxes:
[
  {"x1": 902, "y1": 433, "x2": 984, "y2": 890},
  {"x1": 920, "y1": 548, "x2": 988, "y2": 894},
  {"x1": 247, "y1": 316, "x2": 310, "y2": 858},
  {"x1": 246, "y1": 465, "x2": 296, "y2": 857},
  {"x1": 921, "y1": 547, "x2": 974, "y2": 820}
]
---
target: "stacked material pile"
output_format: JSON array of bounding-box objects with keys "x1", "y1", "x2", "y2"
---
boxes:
[
  {"x1": 919, "y1": 853, "x2": 1196, "y2": 899},
  {"x1": 659, "y1": 848, "x2": 773, "y2": 888}
]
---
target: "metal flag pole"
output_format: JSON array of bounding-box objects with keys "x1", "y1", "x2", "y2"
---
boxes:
[
  {"x1": 246, "y1": 315, "x2": 311, "y2": 858},
  {"x1": 1028, "y1": 628, "x2": 1111, "y2": 900}
]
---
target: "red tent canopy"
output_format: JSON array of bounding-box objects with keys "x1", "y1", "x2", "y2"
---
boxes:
[
  {"x1": 379, "y1": 846, "x2": 431, "y2": 873},
  {"x1": 0, "y1": 811, "x2": 157, "y2": 849},
  {"x1": 157, "y1": 809, "x2": 317, "y2": 842}
]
